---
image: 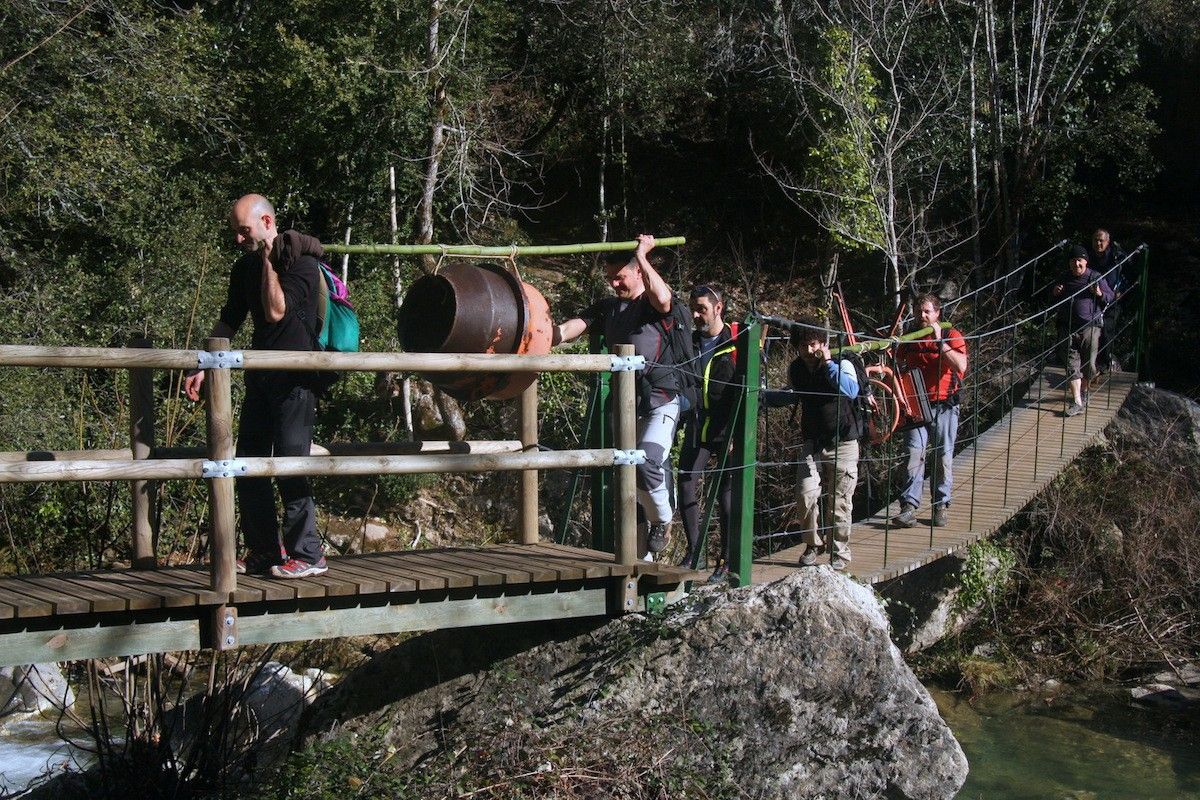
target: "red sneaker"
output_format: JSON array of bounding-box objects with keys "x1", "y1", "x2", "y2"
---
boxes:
[{"x1": 270, "y1": 557, "x2": 328, "y2": 579}]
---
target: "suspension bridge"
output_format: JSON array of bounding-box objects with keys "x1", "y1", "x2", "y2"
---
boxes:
[{"x1": 0, "y1": 242, "x2": 1150, "y2": 667}]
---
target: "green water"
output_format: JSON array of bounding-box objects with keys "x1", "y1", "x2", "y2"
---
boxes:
[{"x1": 930, "y1": 686, "x2": 1200, "y2": 799}]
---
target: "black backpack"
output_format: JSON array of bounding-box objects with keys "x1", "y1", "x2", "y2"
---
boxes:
[
  {"x1": 661, "y1": 295, "x2": 700, "y2": 414},
  {"x1": 839, "y1": 349, "x2": 874, "y2": 442}
]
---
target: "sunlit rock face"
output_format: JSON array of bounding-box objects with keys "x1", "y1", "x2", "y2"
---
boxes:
[{"x1": 305, "y1": 569, "x2": 968, "y2": 800}]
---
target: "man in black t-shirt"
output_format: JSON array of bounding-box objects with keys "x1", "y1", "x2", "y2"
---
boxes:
[
  {"x1": 555, "y1": 235, "x2": 682, "y2": 560},
  {"x1": 183, "y1": 193, "x2": 328, "y2": 579}
]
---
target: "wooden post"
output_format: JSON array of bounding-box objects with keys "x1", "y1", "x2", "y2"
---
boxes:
[
  {"x1": 204, "y1": 337, "x2": 237, "y2": 595},
  {"x1": 729, "y1": 323, "x2": 761, "y2": 586},
  {"x1": 129, "y1": 338, "x2": 157, "y2": 569},
  {"x1": 519, "y1": 379, "x2": 539, "y2": 544},
  {"x1": 589, "y1": 349, "x2": 613, "y2": 553},
  {"x1": 612, "y1": 345, "x2": 637, "y2": 567}
]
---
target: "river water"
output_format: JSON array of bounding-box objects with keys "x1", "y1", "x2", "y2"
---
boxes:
[{"x1": 931, "y1": 685, "x2": 1200, "y2": 799}]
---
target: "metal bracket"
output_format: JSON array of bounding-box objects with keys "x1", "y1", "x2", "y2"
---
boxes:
[
  {"x1": 211, "y1": 605, "x2": 238, "y2": 651},
  {"x1": 196, "y1": 350, "x2": 244, "y2": 370},
  {"x1": 609, "y1": 354, "x2": 646, "y2": 372},
  {"x1": 612, "y1": 449, "x2": 646, "y2": 466},
  {"x1": 645, "y1": 592, "x2": 667, "y2": 614},
  {"x1": 202, "y1": 459, "x2": 248, "y2": 479}
]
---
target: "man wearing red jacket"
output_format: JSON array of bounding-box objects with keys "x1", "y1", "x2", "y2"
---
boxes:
[{"x1": 893, "y1": 294, "x2": 969, "y2": 528}]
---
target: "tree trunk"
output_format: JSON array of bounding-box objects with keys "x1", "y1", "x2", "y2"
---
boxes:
[{"x1": 416, "y1": 0, "x2": 445, "y2": 274}]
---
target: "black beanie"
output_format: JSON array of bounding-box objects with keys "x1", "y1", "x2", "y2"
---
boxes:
[{"x1": 1069, "y1": 244, "x2": 1088, "y2": 260}]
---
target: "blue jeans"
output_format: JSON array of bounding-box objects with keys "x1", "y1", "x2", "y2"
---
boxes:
[{"x1": 901, "y1": 403, "x2": 959, "y2": 510}]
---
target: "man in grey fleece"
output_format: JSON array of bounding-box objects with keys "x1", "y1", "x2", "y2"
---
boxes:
[{"x1": 183, "y1": 193, "x2": 328, "y2": 578}]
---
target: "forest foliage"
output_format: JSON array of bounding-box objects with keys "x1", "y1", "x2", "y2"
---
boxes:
[{"x1": 0, "y1": 0, "x2": 1192, "y2": 570}]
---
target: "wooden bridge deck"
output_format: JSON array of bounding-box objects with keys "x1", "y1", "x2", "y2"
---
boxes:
[
  {"x1": 0, "y1": 543, "x2": 696, "y2": 666},
  {"x1": 755, "y1": 367, "x2": 1138, "y2": 585}
]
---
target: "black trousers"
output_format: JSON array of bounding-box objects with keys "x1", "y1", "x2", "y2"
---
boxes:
[
  {"x1": 678, "y1": 429, "x2": 733, "y2": 569},
  {"x1": 235, "y1": 374, "x2": 321, "y2": 564}
]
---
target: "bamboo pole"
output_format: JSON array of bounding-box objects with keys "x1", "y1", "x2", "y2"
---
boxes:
[
  {"x1": 204, "y1": 337, "x2": 237, "y2": 595},
  {"x1": 0, "y1": 449, "x2": 626, "y2": 483},
  {"x1": 128, "y1": 338, "x2": 157, "y2": 569},
  {"x1": 519, "y1": 380, "x2": 539, "y2": 545},
  {"x1": 322, "y1": 236, "x2": 686, "y2": 257},
  {"x1": 0, "y1": 346, "x2": 618, "y2": 374},
  {"x1": 612, "y1": 345, "x2": 638, "y2": 566},
  {"x1": 0, "y1": 439, "x2": 524, "y2": 463}
]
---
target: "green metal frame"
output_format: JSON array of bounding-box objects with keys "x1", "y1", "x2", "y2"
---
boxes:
[{"x1": 728, "y1": 322, "x2": 761, "y2": 586}]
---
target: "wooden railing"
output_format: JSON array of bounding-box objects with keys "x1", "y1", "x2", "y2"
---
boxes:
[{"x1": 0, "y1": 341, "x2": 645, "y2": 597}]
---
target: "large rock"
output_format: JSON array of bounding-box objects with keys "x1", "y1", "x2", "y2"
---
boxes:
[
  {"x1": 1, "y1": 664, "x2": 75, "y2": 716},
  {"x1": 304, "y1": 570, "x2": 968, "y2": 799},
  {"x1": 1109, "y1": 382, "x2": 1200, "y2": 454}
]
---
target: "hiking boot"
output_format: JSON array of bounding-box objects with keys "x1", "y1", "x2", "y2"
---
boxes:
[
  {"x1": 677, "y1": 550, "x2": 698, "y2": 570},
  {"x1": 270, "y1": 557, "x2": 328, "y2": 579},
  {"x1": 647, "y1": 523, "x2": 669, "y2": 554},
  {"x1": 1065, "y1": 402, "x2": 1084, "y2": 417},
  {"x1": 799, "y1": 545, "x2": 824, "y2": 567},
  {"x1": 707, "y1": 563, "x2": 730, "y2": 584},
  {"x1": 830, "y1": 557, "x2": 848, "y2": 571},
  {"x1": 932, "y1": 506, "x2": 949, "y2": 527},
  {"x1": 893, "y1": 505, "x2": 917, "y2": 528}
]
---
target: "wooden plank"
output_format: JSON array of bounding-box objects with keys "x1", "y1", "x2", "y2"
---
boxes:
[
  {"x1": 487, "y1": 545, "x2": 590, "y2": 580},
  {"x1": 334, "y1": 555, "x2": 419, "y2": 593},
  {"x1": 133, "y1": 567, "x2": 227, "y2": 605},
  {"x1": 524, "y1": 544, "x2": 615, "y2": 579},
  {"x1": 0, "y1": 585, "x2": 53, "y2": 617},
  {"x1": 320, "y1": 561, "x2": 388, "y2": 595},
  {"x1": 19, "y1": 575, "x2": 126, "y2": 613},
  {"x1": 85, "y1": 570, "x2": 203, "y2": 608},
  {"x1": 0, "y1": 597, "x2": 15, "y2": 620},
  {"x1": 0, "y1": 619, "x2": 203, "y2": 667},
  {"x1": 537, "y1": 543, "x2": 636, "y2": 576},
  {"x1": 233, "y1": 574, "x2": 303, "y2": 602},
  {"x1": 235, "y1": 589, "x2": 611, "y2": 647},
  {"x1": 363, "y1": 553, "x2": 455, "y2": 591},
  {"x1": 375, "y1": 551, "x2": 481, "y2": 589},
  {"x1": 51, "y1": 573, "x2": 162, "y2": 611},
  {"x1": 0, "y1": 578, "x2": 91, "y2": 615},
  {"x1": 432, "y1": 549, "x2": 536, "y2": 584},
  {"x1": 462, "y1": 548, "x2": 559, "y2": 583},
  {"x1": 399, "y1": 550, "x2": 507, "y2": 587}
]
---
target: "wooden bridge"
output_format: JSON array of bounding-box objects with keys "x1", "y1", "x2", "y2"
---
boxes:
[
  {"x1": 0, "y1": 342, "x2": 702, "y2": 668},
  {"x1": 0, "y1": 328, "x2": 1144, "y2": 667},
  {"x1": 756, "y1": 367, "x2": 1139, "y2": 584}
]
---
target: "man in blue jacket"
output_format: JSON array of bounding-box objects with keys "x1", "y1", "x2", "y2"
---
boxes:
[
  {"x1": 787, "y1": 323, "x2": 861, "y2": 570},
  {"x1": 1051, "y1": 244, "x2": 1114, "y2": 417}
]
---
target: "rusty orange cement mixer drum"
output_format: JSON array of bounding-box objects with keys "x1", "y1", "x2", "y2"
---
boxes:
[{"x1": 398, "y1": 262, "x2": 553, "y2": 401}]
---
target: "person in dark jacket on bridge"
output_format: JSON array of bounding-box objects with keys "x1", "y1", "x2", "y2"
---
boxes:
[
  {"x1": 677, "y1": 284, "x2": 738, "y2": 578},
  {"x1": 183, "y1": 193, "x2": 328, "y2": 579},
  {"x1": 1052, "y1": 244, "x2": 1114, "y2": 417},
  {"x1": 1088, "y1": 228, "x2": 1130, "y2": 373},
  {"x1": 554, "y1": 235, "x2": 682, "y2": 561},
  {"x1": 787, "y1": 322, "x2": 861, "y2": 571}
]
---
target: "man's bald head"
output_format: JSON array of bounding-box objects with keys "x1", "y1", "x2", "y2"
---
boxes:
[{"x1": 229, "y1": 193, "x2": 277, "y2": 253}]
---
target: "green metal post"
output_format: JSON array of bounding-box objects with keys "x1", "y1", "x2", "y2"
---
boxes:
[
  {"x1": 1135, "y1": 247, "x2": 1150, "y2": 379},
  {"x1": 729, "y1": 322, "x2": 761, "y2": 587}
]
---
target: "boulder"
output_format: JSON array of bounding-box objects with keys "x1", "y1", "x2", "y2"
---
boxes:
[
  {"x1": 304, "y1": 570, "x2": 968, "y2": 799},
  {"x1": 0, "y1": 664, "x2": 75, "y2": 716},
  {"x1": 1109, "y1": 383, "x2": 1200, "y2": 454}
]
